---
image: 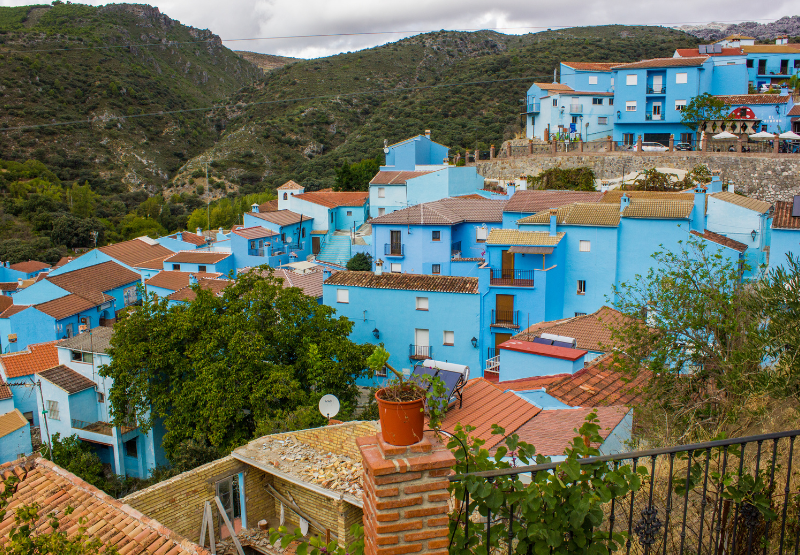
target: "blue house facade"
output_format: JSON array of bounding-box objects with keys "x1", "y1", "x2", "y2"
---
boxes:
[
  {"x1": 163, "y1": 251, "x2": 235, "y2": 277},
  {"x1": 770, "y1": 198, "x2": 800, "y2": 271},
  {"x1": 380, "y1": 132, "x2": 450, "y2": 172},
  {"x1": 741, "y1": 45, "x2": 800, "y2": 90},
  {"x1": 0, "y1": 409, "x2": 33, "y2": 464}
]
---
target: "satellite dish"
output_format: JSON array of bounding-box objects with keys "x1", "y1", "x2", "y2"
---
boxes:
[
  {"x1": 383, "y1": 147, "x2": 389, "y2": 154},
  {"x1": 319, "y1": 394, "x2": 340, "y2": 419}
]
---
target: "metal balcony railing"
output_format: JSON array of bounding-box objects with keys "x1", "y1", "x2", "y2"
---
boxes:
[
  {"x1": 491, "y1": 310, "x2": 520, "y2": 328},
  {"x1": 489, "y1": 269, "x2": 535, "y2": 287},
  {"x1": 526, "y1": 102, "x2": 541, "y2": 113},
  {"x1": 485, "y1": 348, "x2": 500, "y2": 379},
  {"x1": 646, "y1": 85, "x2": 666, "y2": 94},
  {"x1": 384, "y1": 243, "x2": 404, "y2": 257},
  {"x1": 72, "y1": 419, "x2": 113, "y2": 436},
  {"x1": 409, "y1": 344, "x2": 431, "y2": 360},
  {"x1": 569, "y1": 104, "x2": 582, "y2": 113},
  {"x1": 645, "y1": 111, "x2": 663, "y2": 121}
]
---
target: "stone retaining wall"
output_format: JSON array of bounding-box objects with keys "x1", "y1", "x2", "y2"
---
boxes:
[{"x1": 474, "y1": 153, "x2": 800, "y2": 203}]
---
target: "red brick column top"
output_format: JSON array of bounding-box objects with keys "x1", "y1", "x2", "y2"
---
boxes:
[{"x1": 357, "y1": 432, "x2": 455, "y2": 555}]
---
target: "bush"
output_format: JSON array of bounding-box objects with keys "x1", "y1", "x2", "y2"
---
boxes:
[
  {"x1": 195, "y1": 184, "x2": 205, "y2": 195},
  {"x1": 346, "y1": 252, "x2": 373, "y2": 271},
  {"x1": 528, "y1": 167, "x2": 596, "y2": 191}
]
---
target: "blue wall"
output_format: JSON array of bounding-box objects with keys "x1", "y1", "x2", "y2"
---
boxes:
[
  {"x1": 381, "y1": 135, "x2": 450, "y2": 171},
  {"x1": 0, "y1": 419, "x2": 32, "y2": 464},
  {"x1": 164, "y1": 256, "x2": 235, "y2": 277},
  {"x1": 770, "y1": 228, "x2": 800, "y2": 271},
  {"x1": 372, "y1": 224, "x2": 453, "y2": 275},
  {"x1": 499, "y1": 347, "x2": 585, "y2": 381}
]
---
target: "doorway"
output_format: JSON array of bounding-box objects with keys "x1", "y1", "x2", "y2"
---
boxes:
[
  {"x1": 651, "y1": 102, "x2": 662, "y2": 121},
  {"x1": 312, "y1": 236, "x2": 321, "y2": 255},
  {"x1": 495, "y1": 294, "x2": 515, "y2": 326},
  {"x1": 652, "y1": 75, "x2": 663, "y2": 93},
  {"x1": 501, "y1": 250, "x2": 514, "y2": 279},
  {"x1": 413, "y1": 329, "x2": 430, "y2": 359},
  {"x1": 216, "y1": 474, "x2": 243, "y2": 537},
  {"x1": 390, "y1": 230, "x2": 402, "y2": 255}
]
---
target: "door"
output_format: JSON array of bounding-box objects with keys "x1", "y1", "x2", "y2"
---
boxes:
[
  {"x1": 495, "y1": 294, "x2": 515, "y2": 325},
  {"x1": 652, "y1": 103, "x2": 662, "y2": 121},
  {"x1": 216, "y1": 475, "x2": 243, "y2": 537},
  {"x1": 501, "y1": 250, "x2": 515, "y2": 279},
  {"x1": 494, "y1": 333, "x2": 512, "y2": 349},
  {"x1": 312, "y1": 236, "x2": 321, "y2": 255},
  {"x1": 414, "y1": 329, "x2": 429, "y2": 358},
  {"x1": 390, "y1": 230, "x2": 402, "y2": 255},
  {"x1": 758, "y1": 59, "x2": 766, "y2": 75},
  {"x1": 652, "y1": 75, "x2": 663, "y2": 93}
]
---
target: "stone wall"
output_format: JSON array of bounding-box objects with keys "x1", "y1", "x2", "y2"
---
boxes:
[{"x1": 474, "y1": 153, "x2": 800, "y2": 203}]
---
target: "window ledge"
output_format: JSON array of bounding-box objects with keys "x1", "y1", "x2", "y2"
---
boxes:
[
  {"x1": 416, "y1": 308, "x2": 428, "y2": 311},
  {"x1": 443, "y1": 343, "x2": 454, "y2": 346}
]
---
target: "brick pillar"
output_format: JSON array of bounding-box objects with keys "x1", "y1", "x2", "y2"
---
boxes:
[
  {"x1": 736, "y1": 137, "x2": 742, "y2": 153},
  {"x1": 668, "y1": 135, "x2": 674, "y2": 152},
  {"x1": 636, "y1": 134, "x2": 643, "y2": 153},
  {"x1": 551, "y1": 140, "x2": 557, "y2": 155},
  {"x1": 579, "y1": 139, "x2": 584, "y2": 153},
  {"x1": 474, "y1": 149, "x2": 479, "y2": 163},
  {"x1": 528, "y1": 140, "x2": 533, "y2": 155},
  {"x1": 608, "y1": 137, "x2": 613, "y2": 152},
  {"x1": 358, "y1": 433, "x2": 455, "y2": 555},
  {"x1": 490, "y1": 145, "x2": 495, "y2": 159},
  {"x1": 773, "y1": 139, "x2": 780, "y2": 154},
  {"x1": 507, "y1": 143, "x2": 512, "y2": 158}
]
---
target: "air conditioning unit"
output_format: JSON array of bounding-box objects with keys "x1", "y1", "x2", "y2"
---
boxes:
[{"x1": 79, "y1": 324, "x2": 88, "y2": 332}]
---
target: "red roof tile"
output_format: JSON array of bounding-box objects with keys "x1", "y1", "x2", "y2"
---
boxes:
[
  {"x1": 499, "y1": 339, "x2": 587, "y2": 361},
  {"x1": 370, "y1": 197, "x2": 506, "y2": 225},
  {"x1": 0, "y1": 383, "x2": 11, "y2": 401},
  {"x1": 35, "y1": 293, "x2": 107, "y2": 320},
  {"x1": 232, "y1": 226, "x2": 279, "y2": 240},
  {"x1": 259, "y1": 199, "x2": 279, "y2": 212},
  {"x1": 8, "y1": 260, "x2": 49, "y2": 273},
  {"x1": 324, "y1": 271, "x2": 479, "y2": 294},
  {"x1": 612, "y1": 57, "x2": 708, "y2": 69},
  {"x1": 52, "y1": 256, "x2": 75, "y2": 269},
  {"x1": 561, "y1": 62, "x2": 622, "y2": 71},
  {"x1": 168, "y1": 232, "x2": 207, "y2": 246},
  {"x1": 46, "y1": 261, "x2": 140, "y2": 304},
  {"x1": 145, "y1": 271, "x2": 222, "y2": 291},
  {"x1": 504, "y1": 190, "x2": 605, "y2": 214},
  {"x1": 0, "y1": 305, "x2": 30, "y2": 318},
  {"x1": 0, "y1": 341, "x2": 59, "y2": 378},
  {"x1": 714, "y1": 94, "x2": 791, "y2": 105},
  {"x1": 164, "y1": 251, "x2": 231, "y2": 264},
  {"x1": 772, "y1": 200, "x2": 800, "y2": 229},
  {"x1": 273, "y1": 268, "x2": 326, "y2": 299},
  {"x1": 38, "y1": 365, "x2": 96, "y2": 394},
  {"x1": 788, "y1": 105, "x2": 800, "y2": 117},
  {"x1": 0, "y1": 296, "x2": 11, "y2": 315},
  {"x1": 369, "y1": 170, "x2": 435, "y2": 185},
  {"x1": 493, "y1": 374, "x2": 571, "y2": 389},
  {"x1": 0, "y1": 283, "x2": 20, "y2": 292},
  {"x1": 135, "y1": 255, "x2": 171, "y2": 270},
  {"x1": 277, "y1": 180, "x2": 304, "y2": 190},
  {"x1": 294, "y1": 191, "x2": 369, "y2": 209},
  {"x1": 690, "y1": 229, "x2": 748, "y2": 253},
  {"x1": 247, "y1": 209, "x2": 305, "y2": 226},
  {"x1": 538, "y1": 355, "x2": 648, "y2": 408},
  {"x1": 99, "y1": 238, "x2": 174, "y2": 268},
  {"x1": 514, "y1": 306, "x2": 632, "y2": 352},
  {"x1": 534, "y1": 83, "x2": 574, "y2": 91},
  {"x1": 167, "y1": 278, "x2": 233, "y2": 302}
]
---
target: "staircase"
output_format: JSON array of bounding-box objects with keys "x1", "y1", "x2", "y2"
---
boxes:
[{"x1": 316, "y1": 233, "x2": 352, "y2": 266}]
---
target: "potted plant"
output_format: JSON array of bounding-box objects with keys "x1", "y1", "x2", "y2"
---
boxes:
[{"x1": 367, "y1": 347, "x2": 448, "y2": 446}]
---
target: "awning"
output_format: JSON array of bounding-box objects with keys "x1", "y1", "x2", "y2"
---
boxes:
[{"x1": 508, "y1": 246, "x2": 554, "y2": 254}]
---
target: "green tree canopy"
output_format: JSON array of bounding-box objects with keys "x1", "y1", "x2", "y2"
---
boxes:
[
  {"x1": 527, "y1": 167, "x2": 596, "y2": 191},
  {"x1": 69, "y1": 181, "x2": 98, "y2": 218},
  {"x1": 50, "y1": 214, "x2": 105, "y2": 248},
  {"x1": 101, "y1": 268, "x2": 374, "y2": 458},
  {"x1": 334, "y1": 159, "x2": 379, "y2": 192},
  {"x1": 680, "y1": 93, "x2": 730, "y2": 132},
  {"x1": 346, "y1": 252, "x2": 373, "y2": 271}
]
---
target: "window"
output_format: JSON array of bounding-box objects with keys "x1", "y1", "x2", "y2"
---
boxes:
[
  {"x1": 593, "y1": 98, "x2": 603, "y2": 105},
  {"x1": 431, "y1": 230, "x2": 440, "y2": 241},
  {"x1": 552, "y1": 98, "x2": 558, "y2": 107},
  {"x1": 378, "y1": 187, "x2": 386, "y2": 198},
  {"x1": 577, "y1": 280, "x2": 586, "y2": 295},
  {"x1": 675, "y1": 72, "x2": 688, "y2": 84},
  {"x1": 609, "y1": 98, "x2": 614, "y2": 106},
  {"x1": 589, "y1": 76, "x2": 598, "y2": 85},
  {"x1": 795, "y1": 60, "x2": 800, "y2": 69},
  {"x1": 216, "y1": 475, "x2": 243, "y2": 528},
  {"x1": 390, "y1": 263, "x2": 401, "y2": 273},
  {"x1": 575, "y1": 312, "x2": 587, "y2": 316},
  {"x1": 476, "y1": 227, "x2": 488, "y2": 243},
  {"x1": 198, "y1": 265, "x2": 207, "y2": 272},
  {"x1": 330, "y1": 212, "x2": 334, "y2": 223},
  {"x1": 443, "y1": 331, "x2": 455, "y2": 346},
  {"x1": 172, "y1": 264, "x2": 180, "y2": 271},
  {"x1": 71, "y1": 351, "x2": 93, "y2": 364},
  {"x1": 675, "y1": 99, "x2": 687, "y2": 111},
  {"x1": 579, "y1": 240, "x2": 591, "y2": 252},
  {"x1": 432, "y1": 264, "x2": 441, "y2": 275},
  {"x1": 281, "y1": 233, "x2": 286, "y2": 242},
  {"x1": 301, "y1": 228, "x2": 306, "y2": 238},
  {"x1": 626, "y1": 101, "x2": 637, "y2": 111},
  {"x1": 416, "y1": 297, "x2": 429, "y2": 310},
  {"x1": 250, "y1": 240, "x2": 256, "y2": 249},
  {"x1": 283, "y1": 193, "x2": 288, "y2": 200},
  {"x1": 125, "y1": 438, "x2": 138, "y2": 458},
  {"x1": 378, "y1": 207, "x2": 386, "y2": 216},
  {"x1": 46, "y1": 400, "x2": 59, "y2": 421},
  {"x1": 375, "y1": 365, "x2": 387, "y2": 378},
  {"x1": 610, "y1": 77, "x2": 614, "y2": 86},
  {"x1": 346, "y1": 211, "x2": 352, "y2": 216},
  {"x1": 746, "y1": 59, "x2": 754, "y2": 68},
  {"x1": 97, "y1": 392, "x2": 105, "y2": 403},
  {"x1": 598, "y1": 116, "x2": 608, "y2": 125},
  {"x1": 336, "y1": 289, "x2": 349, "y2": 303},
  {"x1": 623, "y1": 133, "x2": 635, "y2": 145},
  {"x1": 571, "y1": 116, "x2": 579, "y2": 124},
  {"x1": 626, "y1": 74, "x2": 637, "y2": 86}
]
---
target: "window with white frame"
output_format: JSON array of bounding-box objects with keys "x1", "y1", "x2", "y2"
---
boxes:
[
  {"x1": 593, "y1": 98, "x2": 603, "y2": 105},
  {"x1": 46, "y1": 400, "x2": 60, "y2": 420},
  {"x1": 626, "y1": 74, "x2": 637, "y2": 86},
  {"x1": 589, "y1": 76, "x2": 598, "y2": 85},
  {"x1": 390, "y1": 263, "x2": 401, "y2": 273},
  {"x1": 675, "y1": 72, "x2": 688, "y2": 84},
  {"x1": 378, "y1": 208, "x2": 386, "y2": 216},
  {"x1": 626, "y1": 101, "x2": 637, "y2": 111},
  {"x1": 579, "y1": 240, "x2": 591, "y2": 252},
  {"x1": 577, "y1": 280, "x2": 587, "y2": 295},
  {"x1": 552, "y1": 98, "x2": 558, "y2": 107},
  {"x1": 378, "y1": 187, "x2": 386, "y2": 198},
  {"x1": 416, "y1": 297, "x2": 429, "y2": 310},
  {"x1": 375, "y1": 365, "x2": 387, "y2": 378},
  {"x1": 476, "y1": 227, "x2": 488, "y2": 242},
  {"x1": 675, "y1": 99, "x2": 687, "y2": 111},
  {"x1": 598, "y1": 116, "x2": 608, "y2": 125},
  {"x1": 432, "y1": 264, "x2": 441, "y2": 274},
  {"x1": 443, "y1": 330, "x2": 455, "y2": 346},
  {"x1": 336, "y1": 289, "x2": 349, "y2": 303}
]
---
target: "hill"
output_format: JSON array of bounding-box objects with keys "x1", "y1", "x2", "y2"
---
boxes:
[
  {"x1": 681, "y1": 16, "x2": 800, "y2": 42},
  {"x1": 235, "y1": 51, "x2": 296, "y2": 72}
]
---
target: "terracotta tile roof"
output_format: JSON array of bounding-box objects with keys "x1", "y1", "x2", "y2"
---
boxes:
[
  {"x1": 99, "y1": 237, "x2": 174, "y2": 268},
  {"x1": 310, "y1": 229, "x2": 328, "y2": 234},
  {"x1": 294, "y1": 191, "x2": 369, "y2": 209},
  {"x1": 167, "y1": 278, "x2": 233, "y2": 302},
  {"x1": 570, "y1": 91, "x2": 615, "y2": 96},
  {"x1": 514, "y1": 306, "x2": 631, "y2": 352},
  {"x1": 52, "y1": 256, "x2": 75, "y2": 269},
  {"x1": 499, "y1": 339, "x2": 587, "y2": 361},
  {"x1": 370, "y1": 198, "x2": 507, "y2": 225},
  {"x1": 0, "y1": 282, "x2": 20, "y2": 291},
  {"x1": 57, "y1": 327, "x2": 114, "y2": 354},
  {"x1": 0, "y1": 297, "x2": 11, "y2": 315},
  {"x1": 772, "y1": 200, "x2": 800, "y2": 229},
  {"x1": 709, "y1": 191, "x2": 771, "y2": 213},
  {"x1": 258, "y1": 199, "x2": 279, "y2": 212},
  {"x1": 35, "y1": 293, "x2": 107, "y2": 320},
  {"x1": 277, "y1": 179, "x2": 304, "y2": 190},
  {"x1": 0, "y1": 409, "x2": 27, "y2": 438},
  {"x1": 788, "y1": 105, "x2": 800, "y2": 117},
  {"x1": 741, "y1": 45, "x2": 799, "y2": 53},
  {"x1": 439, "y1": 378, "x2": 541, "y2": 450},
  {"x1": 46, "y1": 261, "x2": 140, "y2": 304},
  {"x1": 533, "y1": 82, "x2": 574, "y2": 91},
  {"x1": 9, "y1": 260, "x2": 49, "y2": 273},
  {"x1": 164, "y1": 251, "x2": 232, "y2": 264},
  {"x1": 324, "y1": 271, "x2": 479, "y2": 294},
  {"x1": 0, "y1": 383, "x2": 11, "y2": 401},
  {"x1": 513, "y1": 406, "x2": 630, "y2": 456},
  {"x1": 722, "y1": 34, "x2": 755, "y2": 40},
  {"x1": 274, "y1": 268, "x2": 325, "y2": 298},
  {"x1": 600, "y1": 190, "x2": 694, "y2": 204},
  {"x1": 135, "y1": 255, "x2": 171, "y2": 270},
  {"x1": 487, "y1": 229, "x2": 566, "y2": 246},
  {"x1": 369, "y1": 170, "x2": 436, "y2": 185},
  {"x1": 38, "y1": 365, "x2": 96, "y2": 394},
  {"x1": 231, "y1": 226, "x2": 279, "y2": 240},
  {"x1": 622, "y1": 199, "x2": 694, "y2": 219},
  {"x1": 167, "y1": 231, "x2": 207, "y2": 246},
  {"x1": 612, "y1": 57, "x2": 708, "y2": 69},
  {"x1": 0, "y1": 341, "x2": 59, "y2": 378},
  {"x1": 0, "y1": 304, "x2": 30, "y2": 318},
  {"x1": 561, "y1": 62, "x2": 621, "y2": 71},
  {"x1": 714, "y1": 94, "x2": 791, "y2": 105},
  {"x1": 675, "y1": 47, "x2": 743, "y2": 57},
  {"x1": 518, "y1": 203, "x2": 621, "y2": 227},
  {"x1": 493, "y1": 374, "x2": 571, "y2": 389},
  {"x1": 0, "y1": 458, "x2": 211, "y2": 554},
  {"x1": 504, "y1": 190, "x2": 605, "y2": 214},
  {"x1": 145, "y1": 270, "x2": 222, "y2": 291},
  {"x1": 539, "y1": 355, "x2": 648, "y2": 407},
  {"x1": 247, "y1": 209, "x2": 305, "y2": 226},
  {"x1": 690, "y1": 229, "x2": 748, "y2": 253},
  {"x1": 456, "y1": 193, "x2": 490, "y2": 200}
]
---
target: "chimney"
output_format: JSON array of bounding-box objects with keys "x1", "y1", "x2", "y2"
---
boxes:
[
  {"x1": 549, "y1": 208, "x2": 558, "y2": 236},
  {"x1": 692, "y1": 185, "x2": 707, "y2": 232},
  {"x1": 728, "y1": 181, "x2": 735, "y2": 194},
  {"x1": 322, "y1": 268, "x2": 332, "y2": 281},
  {"x1": 17, "y1": 278, "x2": 23, "y2": 287},
  {"x1": 251, "y1": 202, "x2": 259, "y2": 213},
  {"x1": 218, "y1": 227, "x2": 223, "y2": 235},
  {"x1": 189, "y1": 274, "x2": 197, "y2": 285},
  {"x1": 709, "y1": 170, "x2": 723, "y2": 193},
  {"x1": 780, "y1": 85, "x2": 788, "y2": 96},
  {"x1": 424, "y1": 129, "x2": 431, "y2": 139},
  {"x1": 4, "y1": 261, "x2": 9, "y2": 268},
  {"x1": 196, "y1": 227, "x2": 202, "y2": 236},
  {"x1": 374, "y1": 258, "x2": 384, "y2": 276},
  {"x1": 176, "y1": 232, "x2": 183, "y2": 241},
  {"x1": 619, "y1": 193, "x2": 630, "y2": 213}
]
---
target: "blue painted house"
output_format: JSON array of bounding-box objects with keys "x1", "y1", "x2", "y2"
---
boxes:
[
  {"x1": 501, "y1": 190, "x2": 606, "y2": 228},
  {"x1": 243, "y1": 207, "x2": 313, "y2": 265},
  {"x1": 769, "y1": 197, "x2": 800, "y2": 271},
  {"x1": 740, "y1": 44, "x2": 800, "y2": 90},
  {"x1": 163, "y1": 251, "x2": 234, "y2": 277},
  {"x1": 0, "y1": 340, "x2": 59, "y2": 426},
  {"x1": 0, "y1": 408, "x2": 33, "y2": 464},
  {"x1": 156, "y1": 231, "x2": 209, "y2": 252},
  {"x1": 380, "y1": 132, "x2": 450, "y2": 172},
  {"x1": 706, "y1": 191, "x2": 772, "y2": 275},
  {"x1": 0, "y1": 261, "x2": 50, "y2": 282},
  {"x1": 711, "y1": 94, "x2": 795, "y2": 136},
  {"x1": 144, "y1": 270, "x2": 222, "y2": 299}
]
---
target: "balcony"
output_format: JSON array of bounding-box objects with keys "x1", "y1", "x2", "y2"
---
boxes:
[
  {"x1": 489, "y1": 269, "x2": 535, "y2": 287},
  {"x1": 384, "y1": 243, "x2": 404, "y2": 257},
  {"x1": 409, "y1": 344, "x2": 431, "y2": 360},
  {"x1": 645, "y1": 112, "x2": 663, "y2": 121},
  {"x1": 569, "y1": 104, "x2": 582, "y2": 114},
  {"x1": 526, "y1": 102, "x2": 541, "y2": 113},
  {"x1": 248, "y1": 248, "x2": 266, "y2": 257},
  {"x1": 646, "y1": 86, "x2": 667, "y2": 94},
  {"x1": 451, "y1": 241, "x2": 462, "y2": 258},
  {"x1": 491, "y1": 310, "x2": 520, "y2": 329},
  {"x1": 72, "y1": 419, "x2": 137, "y2": 437},
  {"x1": 485, "y1": 348, "x2": 499, "y2": 381}
]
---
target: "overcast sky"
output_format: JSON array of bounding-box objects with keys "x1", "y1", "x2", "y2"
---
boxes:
[{"x1": 0, "y1": 0, "x2": 794, "y2": 59}]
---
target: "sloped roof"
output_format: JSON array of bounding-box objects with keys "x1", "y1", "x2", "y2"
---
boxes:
[
  {"x1": 788, "y1": 105, "x2": 800, "y2": 117},
  {"x1": 232, "y1": 226, "x2": 279, "y2": 240},
  {"x1": 274, "y1": 268, "x2": 326, "y2": 299},
  {"x1": 487, "y1": 229, "x2": 566, "y2": 246},
  {"x1": 499, "y1": 339, "x2": 587, "y2": 361},
  {"x1": 622, "y1": 199, "x2": 694, "y2": 219},
  {"x1": 675, "y1": 47, "x2": 743, "y2": 57},
  {"x1": 742, "y1": 45, "x2": 799, "y2": 53},
  {"x1": 57, "y1": 327, "x2": 114, "y2": 355},
  {"x1": 294, "y1": 191, "x2": 369, "y2": 208},
  {"x1": 514, "y1": 306, "x2": 630, "y2": 352},
  {"x1": 0, "y1": 341, "x2": 59, "y2": 378},
  {"x1": 690, "y1": 229, "x2": 748, "y2": 253},
  {"x1": 277, "y1": 179, "x2": 304, "y2": 190},
  {"x1": 0, "y1": 283, "x2": 20, "y2": 291},
  {"x1": 0, "y1": 305, "x2": 30, "y2": 318},
  {"x1": 46, "y1": 261, "x2": 140, "y2": 304},
  {"x1": 0, "y1": 458, "x2": 211, "y2": 554},
  {"x1": 612, "y1": 57, "x2": 708, "y2": 69},
  {"x1": 533, "y1": 83, "x2": 574, "y2": 91},
  {"x1": 600, "y1": 190, "x2": 694, "y2": 204},
  {"x1": 247, "y1": 209, "x2": 305, "y2": 226},
  {"x1": 167, "y1": 231, "x2": 207, "y2": 246},
  {"x1": 709, "y1": 191, "x2": 771, "y2": 213},
  {"x1": 9, "y1": 261, "x2": 49, "y2": 273},
  {"x1": 438, "y1": 378, "x2": 541, "y2": 450},
  {"x1": 722, "y1": 34, "x2": 755, "y2": 40},
  {"x1": 167, "y1": 278, "x2": 233, "y2": 302},
  {"x1": 258, "y1": 199, "x2": 279, "y2": 212},
  {"x1": 39, "y1": 365, "x2": 96, "y2": 394},
  {"x1": 52, "y1": 256, "x2": 75, "y2": 269},
  {"x1": 35, "y1": 294, "x2": 109, "y2": 320},
  {"x1": 517, "y1": 203, "x2": 621, "y2": 227},
  {"x1": 99, "y1": 237, "x2": 174, "y2": 268},
  {"x1": 561, "y1": 62, "x2": 621, "y2": 71},
  {"x1": 136, "y1": 255, "x2": 172, "y2": 270},
  {"x1": 164, "y1": 251, "x2": 231, "y2": 264},
  {"x1": 370, "y1": 198, "x2": 507, "y2": 225},
  {"x1": 0, "y1": 296, "x2": 11, "y2": 315},
  {"x1": 369, "y1": 170, "x2": 436, "y2": 185},
  {"x1": 146, "y1": 271, "x2": 222, "y2": 292},
  {"x1": 714, "y1": 94, "x2": 790, "y2": 105},
  {"x1": 0, "y1": 383, "x2": 11, "y2": 401},
  {"x1": 504, "y1": 190, "x2": 605, "y2": 214},
  {"x1": 324, "y1": 271, "x2": 479, "y2": 294},
  {"x1": 0, "y1": 409, "x2": 28, "y2": 438},
  {"x1": 772, "y1": 200, "x2": 800, "y2": 229}
]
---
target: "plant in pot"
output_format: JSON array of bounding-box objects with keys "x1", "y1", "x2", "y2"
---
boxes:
[{"x1": 367, "y1": 347, "x2": 449, "y2": 447}]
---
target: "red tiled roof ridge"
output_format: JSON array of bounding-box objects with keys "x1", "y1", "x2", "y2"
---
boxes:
[
  {"x1": 324, "y1": 271, "x2": 479, "y2": 294},
  {"x1": 561, "y1": 61, "x2": 622, "y2": 71},
  {"x1": 713, "y1": 94, "x2": 790, "y2": 105},
  {"x1": 772, "y1": 200, "x2": 800, "y2": 229},
  {"x1": 294, "y1": 190, "x2": 369, "y2": 208},
  {"x1": 8, "y1": 260, "x2": 50, "y2": 273},
  {"x1": 690, "y1": 229, "x2": 748, "y2": 253}
]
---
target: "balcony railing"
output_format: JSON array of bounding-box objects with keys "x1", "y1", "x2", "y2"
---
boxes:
[
  {"x1": 646, "y1": 85, "x2": 666, "y2": 94},
  {"x1": 451, "y1": 241, "x2": 462, "y2": 258},
  {"x1": 409, "y1": 344, "x2": 431, "y2": 360},
  {"x1": 485, "y1": 348, "x2": 499, "y2": 380},
  {"x1": 491, "y1": 309, "x2": 520, "y2": 329},
  {"x1": 384, "y1": 243, "x2": 404, "y2": 257},
  {"x1": 526, "y1": 102, "x2": 541, "y2": 113},
  {"x1": 645, "y1": 111, "x2": 663, "y2": 121},
  {"x1": 489, "y1": 268, "x2": 535, "y2": 287},
  {"x1": 248, "y1": 248, "x2": 266, "y2": 257},
  {"x1": 72, "y1": 419, "x2": 113, "y2": 436},
  {"x1": 569, "y1": 104, "x2": 582, "y2": 113}
]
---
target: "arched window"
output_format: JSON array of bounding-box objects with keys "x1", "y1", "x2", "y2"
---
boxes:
[{"x1": 283, "y1": 193, "x2": 288, "y2": 200}]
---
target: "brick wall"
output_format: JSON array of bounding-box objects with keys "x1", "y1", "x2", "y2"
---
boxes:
[{"x1": 271, "y1": 421, "x2": 378, "y2": 459}]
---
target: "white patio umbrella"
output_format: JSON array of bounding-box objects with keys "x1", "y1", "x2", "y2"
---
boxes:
[
  {"x1": 712, "y1": 131, "x2": 738, "y2": 139},
  {"x1": 749, "y1": 131, "x2": 775, "y2": 140},
  {"x1": 778, "y1": 131, "x2": 800, "y2": 140}
]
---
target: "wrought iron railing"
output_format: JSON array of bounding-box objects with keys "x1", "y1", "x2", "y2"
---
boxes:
[
  {"x1": 569, "y1": 104, "x2": 583, "y2": 113},
  {"x1": 409, "y1": 344, "x2": 431, "y2": 360},
  {"x1": 491, "y1": 310, "x2": 520, "y2": 328},
  {"x1": 384, "y1": 243, "x2": 404, "y2": 257},
  {"x1": 647, "y1": 85, "x2": 667, "y2": 94},
  {"x1": 489, "y1": 269, "x2": 535, "y2": 287},
  {"x1": 448, "y1": 429, "x2": 799, "y2": 555},
  {"x1": 485, "y1": 348, "x2": 499, "y2": 378},
  {"x1": 72, "y1": 419, "x2": 113, "y2": 436}
]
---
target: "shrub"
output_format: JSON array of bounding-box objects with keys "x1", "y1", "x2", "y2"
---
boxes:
[{"x1": 346, "y1": 252, "x2": 373, "y2": 271}]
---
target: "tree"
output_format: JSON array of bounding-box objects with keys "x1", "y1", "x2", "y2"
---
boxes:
[
  {"x1": 101, "y1": 268, "x2": 375, "y2": 459},
  {"x1": 346, "y1": 252, "x2": 373, "y2": 271},
  {"x1": 69, "y1": 181, "x2": 97, "y2": 218},
  {"x1": 527, "y1": 167, "x2": 596, "y2": 191},
  {"x1": 334, "y1": 159, "x2": 379, "y2": 192},
  {"x1": 50, "y1": 214, "x2": 105, "y2": 248},
  {"x1": 680, "y1": 93, "x2": 730, "y2": 133},
  {"x1": 49, "y1": 433, "x2": 106, "y2": 490},
  {"x1": 116, "y1": 214, "x2": 166, "y2": 240}
]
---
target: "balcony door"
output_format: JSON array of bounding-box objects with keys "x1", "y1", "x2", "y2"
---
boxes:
[
  {"x1": 495, "y1": 294, "x2": 514, "y2": 325},
  {"x1": 652, "y1": 74, "x2": 663, "y2": 93},
  {"x1": 494, "y1": 332, "x2": 511, "y2": 349},
  {"x1": 414, "y1": 328, "x2": 429, "y2": 359},
  {"x1": 390, "y1": 230, "x2": 402, "y2": 255},
  {"x1": 501, "y1": 250, "x2": 514, "y2": 279},
  {"x1": 312, "y1": 236, "x2": 321, "y2": 255},
  {"x1": 652, "y1": 102, "x2": 662, "y2": 121}
]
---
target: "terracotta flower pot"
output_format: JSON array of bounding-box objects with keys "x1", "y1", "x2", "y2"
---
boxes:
[{"x1": 375, "y1": 388, "x2": 425, "y2": 446}]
